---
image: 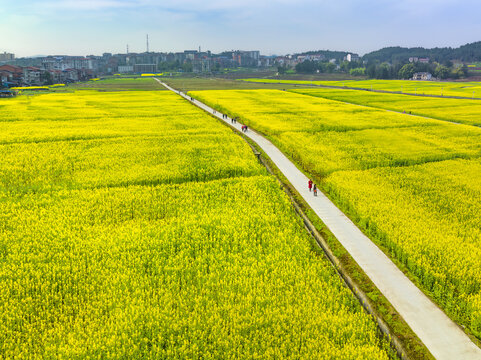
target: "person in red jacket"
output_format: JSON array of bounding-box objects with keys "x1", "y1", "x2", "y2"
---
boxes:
[{"x1": 308, "y1": 179, "x2": 313, "y2": 192}]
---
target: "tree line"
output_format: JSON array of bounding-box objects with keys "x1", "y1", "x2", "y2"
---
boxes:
[
  {"x1": 363, "y1": 41, "x2": 481, "y2": 64},
  {"x1": 290, "y1": 41, "x2": 479, "y2": 79},
  {"x1": 366, "y1": 61, "x2": 467, "y2": 80}
]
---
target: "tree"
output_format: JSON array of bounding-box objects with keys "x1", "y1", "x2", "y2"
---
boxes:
[
  {"x1": 349, "y1": 68, "x2": 365, "y2": 76},
  {"x1": 340, "y1": 60, "x2": 350, "y2": 72},
  {"x1": 295, "y1": 60, "x2": 318, "y2": 73},
  {"x1": 182, "y1": 61, "x2": 193, "y2": 73},
  {"x1": 376, "y1": 63, "x2": 391, "y2": 79},
  {"x1": 277, "y1": 65, "x2": 288, "y2": 74},
  {"x1": 323, "y1": 62, "x2": 336, "y2": 73},
  {"x1": 443, "y1": 60, "x2": 454, "y2": 68},
  {"x1": 366, "y1": 64, "x2": 376, "y2": 78},
  {"x1": 398, "y1": 63, "x2": 416, "y2": 79},
  {"x1": 434, "y1": 65, "x2": 450, "y2": 79},
  {"x1": 451, "y1": 65, "x2": 467, "y2": 79}
]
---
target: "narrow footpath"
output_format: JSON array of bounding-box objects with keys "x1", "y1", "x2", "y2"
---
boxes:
[{"x1": 157, "y1": 79, "x2": 481, "y2": 360}]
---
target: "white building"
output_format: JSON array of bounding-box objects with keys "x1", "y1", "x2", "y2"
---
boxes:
[
  {"x1": 0, "y1": 52, "x2": 15, "y2": 62},
  {"x1": 118, "y1": 65, "x2": 134, "y2": 73},
  {"x1": 346, "y1": 53, "x2": 360, "y2": 62},
  {"x1": 412, "y1": 72, "x2": 432, "y2": 81}
]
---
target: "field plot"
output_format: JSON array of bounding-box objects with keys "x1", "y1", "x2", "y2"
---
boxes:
[
  {"x1": 290, "y1": 88, "x2": 481, "y2": 127},
  {"x1": 161, "y1": 76, "x2": 313, "y2": 92},
  {"x1": 0, "y1": 90, "x2": 393, "y2": 359},
  {"x1": 0, "y1": 91, "x2": 223, "y2": 143},
  {"x1": 68, "y1": 77, "x2": 165, "y2": 91},
  {"x1": 190, "y1": 89, "x2": 441, "y2": 134},
  {"x1": 189, "y1": 88, "x2": 481, "y2": 337},
  {"x1": 243, "y1": 78, "x2": 481, "y2": 99},
  {"x1": 325, "y1": 159, "x2": 481, "y2": 319}
]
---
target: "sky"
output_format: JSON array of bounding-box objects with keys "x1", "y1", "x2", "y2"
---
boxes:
[{"x1": 1, "y1": 0, "x2": 481, "y2": 57}]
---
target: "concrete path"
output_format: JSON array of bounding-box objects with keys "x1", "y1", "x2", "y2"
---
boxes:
[{"x1": 157, "y1": 79, "x2": 481, "y2": 360}]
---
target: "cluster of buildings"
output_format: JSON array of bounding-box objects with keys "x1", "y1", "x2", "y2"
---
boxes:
[
  {"x1": 0, "y1": 54, "x2": 103, "y2": 87},
  {"x1": 0, "y1": 48, "x2": 364, "y2": 87},
  {"x1": 114, "y1": 50, "x2": 263, "y2": 74},
  {"x1": 0, "y1": 49, "x2": 267, "y2": 87},
  {"x1": 409, "y1": 57, "x2": 430, "y2": 64},
  {"x1": 274, "y1": 53, "x2": 359, "y2": 67}
]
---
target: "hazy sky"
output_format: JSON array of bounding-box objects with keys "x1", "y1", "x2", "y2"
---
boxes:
[{"x1": 2, "y1": 0, "x2": 481, "y2": 57}]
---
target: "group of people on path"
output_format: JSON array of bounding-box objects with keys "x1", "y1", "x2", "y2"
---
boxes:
[
  {"x1": 218, "y1": 112, "x2": 247, "y2": 132},
  {"x1": 308, "y1": 179, "x2": 317, "y2": 196},
  {"x1": 227, "y1": 115, "x2": 247, "y2": 132}
]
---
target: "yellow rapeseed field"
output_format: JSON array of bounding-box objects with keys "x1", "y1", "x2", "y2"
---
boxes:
[
  {"x1": 325, "y1": 159, "x2": 481, "y2": 334},
  {"x1": 0, "y1": 90, "x2": 393, "y2": 359},
  {"x1": 290, "y1": 88, "x2": 481, "y2": 127},
  {"x1": 244, "y1": 78, "x2": 481, "y2": 99},
  {"x1": 190, "y1": 88, "x2": 481, "y2": 337}
]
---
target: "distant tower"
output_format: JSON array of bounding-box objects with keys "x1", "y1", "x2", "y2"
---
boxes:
[
  {"x1": 146, "y1": 34, "x2": 149, "y2": 53},
  {"x1": 199, "y1": 46, "x2": 201, "y2": 53},
  {"x1": 126, "y1": 44, "x2": 129, "y2": 54}
]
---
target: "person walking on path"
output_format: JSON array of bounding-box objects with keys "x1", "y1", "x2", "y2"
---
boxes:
[
  {"x1": 308, "y1": 179, "x2": 313, "y2": 192},
  {"x1": 313, "y1": 184, "x2": 317, "y2": 196}
]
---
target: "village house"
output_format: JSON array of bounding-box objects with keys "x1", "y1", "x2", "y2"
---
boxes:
[
  {"x1": 412, "y1": 72, "x2": 433, "y2": 80},
  {"x1": 23, "y1": 67, "x2": 42, "y2": 85},
  {"x1": 0, "y1": 64, "x2": 23, "y2": 86}
]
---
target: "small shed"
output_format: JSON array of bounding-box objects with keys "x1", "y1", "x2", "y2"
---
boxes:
[{"x1": 0, "y1": 89, "x2": 16, "y2": 97}]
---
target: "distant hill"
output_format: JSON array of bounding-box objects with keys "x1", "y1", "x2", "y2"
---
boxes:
[
  {"x1": 296, "y1": 50, "x2": 351, "y2": 60},
  {"x1": 363, "y1": 41, "x2": 481, "y2": 63}
]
